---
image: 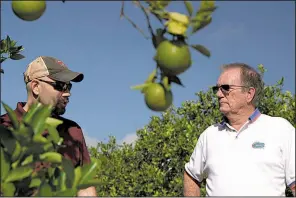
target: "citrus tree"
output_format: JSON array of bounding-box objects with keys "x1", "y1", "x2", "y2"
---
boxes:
[{"x1": 89, "y1": 66, "x2": 295, "y2": 197}]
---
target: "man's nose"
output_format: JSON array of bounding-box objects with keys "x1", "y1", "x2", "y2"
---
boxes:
[{"x1": 62, "y1": 91, "x2": 71, "y2": 97}]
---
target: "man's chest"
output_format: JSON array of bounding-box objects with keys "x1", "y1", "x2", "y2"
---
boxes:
[{"x1": 204, "y1": 129, "x2": 284, "y2": 176}]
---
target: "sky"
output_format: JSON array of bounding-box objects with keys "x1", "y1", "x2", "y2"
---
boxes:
[{"x1": 1, "y1": 1, "x2": 295, "y2": 147}]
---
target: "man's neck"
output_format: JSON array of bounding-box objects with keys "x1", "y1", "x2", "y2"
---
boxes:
[{"x1": 225, "y1": 107, "x2": 256, "y2": 131}]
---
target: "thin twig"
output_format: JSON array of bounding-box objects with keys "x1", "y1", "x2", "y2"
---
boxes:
[
  {"x1": 136, "y1": 0, "x2": 154, "y2": 38},
  {"x1": 120, "y1": 1, "x2": 149, "y2": 39}
]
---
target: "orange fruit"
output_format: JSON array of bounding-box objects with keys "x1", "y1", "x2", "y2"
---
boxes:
[
  {"x1": 12, "y1": 1, "x2": 46, "y2": 21},
  {"x1": 144, "y1": 83, "x2": 173, "y2": 112},
  {"x1": 155, "y1": 39, "x2": 191, "y2": 76}
]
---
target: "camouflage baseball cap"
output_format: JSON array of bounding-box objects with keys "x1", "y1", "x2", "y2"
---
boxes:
[{"x1": 24, "y1": 56, "x2": 84, "y2": 83}]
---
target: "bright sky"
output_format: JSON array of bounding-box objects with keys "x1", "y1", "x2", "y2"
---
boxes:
[{"x1": 1, "y1": 1, "x2": 295, "y2": 147}]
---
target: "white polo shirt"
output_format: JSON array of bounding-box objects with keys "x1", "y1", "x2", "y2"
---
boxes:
[{"x1": 185, "y1": 109, "x2": 295, "y2": 196}]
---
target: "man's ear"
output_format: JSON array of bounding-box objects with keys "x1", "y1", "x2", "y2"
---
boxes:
[
  {"x1": 247, "y1": 87, "x2": 256, "y2": 103},
  {"x1": 31, "y1": 80, "x2": 40, "y2": 96}
]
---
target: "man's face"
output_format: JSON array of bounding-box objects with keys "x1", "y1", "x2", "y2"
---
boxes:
[
  {"x1": 215, "y1": 68, "x2": 249, "y2": 115},
  {"x1": 35, "y1": 76, "x2": 71, "y2": 116}
]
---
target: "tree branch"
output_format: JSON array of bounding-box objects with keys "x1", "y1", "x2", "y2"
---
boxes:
[{"x1": 120, "y1": 1, "x2": 149, "y2": 39}]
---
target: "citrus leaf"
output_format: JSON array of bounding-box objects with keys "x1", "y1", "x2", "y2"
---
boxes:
[
  {"x1": 184, "y1": 1, "x2": 193, "y2": 17},
  {"x1": 168, "y1": 75, "x2": 184, "y2": 87},
  {"x1": 0, "y1": 125, "x2": 17, "y2": 155},
  {"x1": 45, "y1": 117, "x2": 63, "y2": 128},
  {"x1": 77, "y1": 179, "x2": 101, "y2": 190},
  {"x1": 55, "y1": 189, "x2": 77, "y2": 196},
  {"x1": 46, "y1": 126, "x2": 60, "y2": 144},
  {"x1": 39, "y1": 152, "x2": 63, "y2": 163},
  {"x1": 10, "y1": 53, "x2": 25, "y2": 60},
  {"x1": 61, "y1": 158, "x2": 75, "y2": 188},
  {"x1": 190, "y1": 44, "x2": 211, "y2": 57},
  {"x1": 79, "y1": 161, "x2": 98, "y2": 185},
  {"x1": 4, "y1": 165, "x2": 33, "y2": 183},
  {"x1": 38, "y1": 182, "x2": 53, "y2": 196},
  {"x1": 1, "y1": 146, "x2": 11, "y2": 180},
  {"x1": 29, "y1": 104, "x2": 52, "y2": 135},
  {"x1": 29, "y1": 178, "x2": 42, "y2": 188},
  {"x1": 73, "y1": 166, "x2": 82, "y2": 188},
  {"x1": 1, "y1": 102, "x2": 19, "y2": 129},
  {"x1": 1, "y1": 182, "x2": 16, "y2": 196},
  {"x1": 130, "y1": 83, "x2": 150, "y2": 91}
]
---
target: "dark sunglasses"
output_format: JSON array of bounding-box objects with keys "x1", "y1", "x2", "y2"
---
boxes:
[
  {"x1": 37, "y1": 79, "x2": 72, "y2": 92},
  {"x1": 212, "y1": 84, "x2": 249, "y2": 93}
]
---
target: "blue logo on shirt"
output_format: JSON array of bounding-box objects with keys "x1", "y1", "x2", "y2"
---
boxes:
[{"x1": 252, "y1": 141, "x2": 265, "y2": 149}]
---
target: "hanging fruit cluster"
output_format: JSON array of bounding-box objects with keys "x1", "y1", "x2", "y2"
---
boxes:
[
  {"x1": 8, "y1": 0, "x2": 217, "y2": 112},
  {"x1": 129, "y1": 1, "x2": 217, "y2": 112}
]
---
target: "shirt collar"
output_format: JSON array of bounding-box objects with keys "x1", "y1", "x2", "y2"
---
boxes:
[{"x1": 220, "y1": 108, "x2": 261, "y2": 127}]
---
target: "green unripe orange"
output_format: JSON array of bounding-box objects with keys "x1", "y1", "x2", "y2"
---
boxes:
[
  {"x1": 12, "y1": 1, "x2": 46, "y2": 21},
  {"x1": 155, "y1": 40, "x2": 192, "y2": 76},
  {"x1": 144, "y1": 83, "x2": 173, "y2": 112}
]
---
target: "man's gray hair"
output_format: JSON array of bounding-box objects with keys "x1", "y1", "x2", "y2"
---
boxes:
[{"x1": 221, "y1": 63, "x2": 264, "y2": 106}]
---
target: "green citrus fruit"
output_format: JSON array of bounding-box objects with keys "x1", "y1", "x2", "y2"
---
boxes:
[
  {"x1": 12, "y1": 0, "x2": 46, "y2": 21},
  {"x1": 144, "y1": 83, "x2": 173, "y2": 112},
  {"x1": 155, "y1": 39, "x2": 191, "y2": 76}
]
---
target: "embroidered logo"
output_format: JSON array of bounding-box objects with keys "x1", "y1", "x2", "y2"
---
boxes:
[
  {"x1": 252, "y1": 141, "x2": 265, "y2": 149},
  {"x1": 56, "y1": 60, "x2": 67, "y2": 68}
]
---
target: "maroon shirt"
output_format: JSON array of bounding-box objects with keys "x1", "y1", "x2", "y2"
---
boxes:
[{"x1": 0, "y1": 102, "x2": 91, "y2": 167}]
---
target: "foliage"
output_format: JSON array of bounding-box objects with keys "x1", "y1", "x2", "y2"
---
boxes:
[
  {"x1": 90, "y1": 66, "x2": 295, "y2": 197},
  {"x1": 0, "y1": 103, "x2": 99, "y2": 196},
  {"x1": 0, "y1": 36, "x2": 25, "y2": 74}
]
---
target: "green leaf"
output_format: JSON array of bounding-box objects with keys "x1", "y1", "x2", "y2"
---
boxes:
[
  {"x1": 29, "y1": 104, "x2": 52, "y2": 135},
  {"x1": 168, "y1": 75, "x2": 184, "y2": 87},
  {"x1": 38, "y1": 182, "x2": 53, "y2": 196},
  {"x1": 1, "y1": 182, "x2": 16, "y2": 196},
  {"x1": 61, "y1": 158, "x2": 75, "y2": 188},
  {"x1": 2, "y1": 102, "x2": 19, "y2": 129},
  {"x1": 21, "y1": 154, "x2": 34, "y2": 166},
  {"x1": 46, "y1": 126, "x2": 60, "y2": 144},
  {"x1": 39, "y1": 152, "x2": 63, "y2": 163},
  {"x1": 58, "y1": 171, "x2": 67, "y2": 191},
  {"x1": 10, "y1": 53, "x2": 25, "y2": 60},
  {"x1": 22, "y1": 103, "x2": 42, "y2": 124},
  {"x1": 191, "y1": 16, "x2": 212, "y2": 34},
  {"x1": 6, "y1": 36, "x2": 11, "y2": 50},
  {"x1": 73, "y1": 166, "x2": 82, "y2": 188},
  {"x1": 184, "y1": 1, "x2": 193, "y2": 17},
  {"x1": 4, "y1": 165, "x2": 33, "y2": 183},
  {"x1": 77, "y1": 179, "x2": 101, "y2": 190},
  {"x1": 45, "y1": 117, "x2": 63, "y2": 128},
  {"x1": 29, "y1": 178, "x2": 42, "y2": 188},
  {"x1": 0, "y1": 125, "x2": 17, "y2": 155},
  {"x1": 79, "y1": 161, "x2": 98, "y2": 185},
  {"x1": 190, "y1": 44, "x2": 211, "y2": 57},
  {"x1": 1, "y1": 146, "x2": 11, "y2": 180},
  {"x1": 55, "y1": 189, "x2": 77, "y2": 196}
]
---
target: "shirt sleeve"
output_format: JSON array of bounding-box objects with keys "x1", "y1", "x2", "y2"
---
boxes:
[
  {"x1": 283, "y1": 120, "x2": 295, "y2": 187},
  {"x1": 81, "y1": 132, "x2": 91, "y2": 165},
  {"x1": 184, "y1": 132, "x2": 206, "y2": 183}
]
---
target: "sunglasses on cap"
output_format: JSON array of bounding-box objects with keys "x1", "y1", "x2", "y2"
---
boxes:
[
  {"x1": 37, "y1": 79, "x2": 72, "y2": 92},
  {"x1": 212, "y1": 84, "x2": 249, "y2": 94}
]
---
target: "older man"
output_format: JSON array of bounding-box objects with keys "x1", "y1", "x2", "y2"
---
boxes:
[
  {"x1": 183, "y1": 63, "x2": 295, "y2": 196},
  {"x1": 0, "y1": 56, "x2": 97, "y2": 197}
]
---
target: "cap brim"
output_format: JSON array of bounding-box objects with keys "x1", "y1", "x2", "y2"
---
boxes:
[{"x1": 49, "y1": 70, "x2": 84, "y2": 83}]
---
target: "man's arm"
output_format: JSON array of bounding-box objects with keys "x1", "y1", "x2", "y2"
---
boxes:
[
  {"x1": 78, "y1": 186, "x2": 97, "y2": 197},
  {"x1": 184, "y1": 171, "x2": 201, "y2": 196}
]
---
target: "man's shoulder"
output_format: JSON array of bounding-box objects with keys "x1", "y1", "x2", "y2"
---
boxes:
[
  {"x1": 259, "y1": 114, "x2": 294, "y2": 129},
  {"x1": 56, "y1": 116, "x2": 80, "y2": 127}
]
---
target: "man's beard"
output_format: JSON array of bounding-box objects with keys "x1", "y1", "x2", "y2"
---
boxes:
[{"x1": 52, "y1": 97, "x2": 68, "y2": 116}]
